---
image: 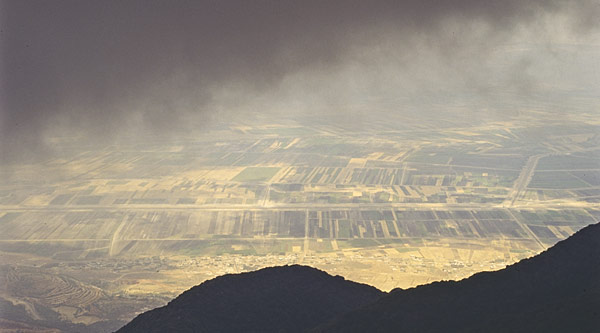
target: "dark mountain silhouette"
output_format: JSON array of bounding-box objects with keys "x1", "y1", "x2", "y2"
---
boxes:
[
  {"x1": 119, "y1": 222, "x2": 600, "y2": 333},
  {"x1": 316, "y1": 222, "x2": 600, "y2": 332},
  {"x1": 117, "y1": 265, "x2": 384, "y2": 333}
]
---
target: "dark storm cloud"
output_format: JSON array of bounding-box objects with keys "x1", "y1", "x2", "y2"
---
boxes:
[{"x1": 1, "y1": 0, "x2": 598, "y2": 161}]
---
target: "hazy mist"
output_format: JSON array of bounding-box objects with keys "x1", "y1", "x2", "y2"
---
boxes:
[{"x1": 2, "y1": 0, "x2": 599, "y2": 161}]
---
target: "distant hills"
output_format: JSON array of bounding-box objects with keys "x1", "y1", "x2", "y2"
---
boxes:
[{"x1": 119, "y1": 222, "x2": 600, "y2": 332}]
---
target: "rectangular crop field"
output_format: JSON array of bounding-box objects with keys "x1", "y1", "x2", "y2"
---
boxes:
[{"x1": 232, "y1": 167, "x2": 281, "y2": 182}]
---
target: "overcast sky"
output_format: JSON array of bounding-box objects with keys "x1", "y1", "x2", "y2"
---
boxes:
[{"x1": 1, "y1": 0, "x2": 599, "y2": 161}]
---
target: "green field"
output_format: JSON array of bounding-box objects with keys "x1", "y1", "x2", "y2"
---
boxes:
[
  {"x1": 232, "y1": 167, "x2": 281, "y2": 182},
  {"x1": 529, "y1": 171, "x2": 590, "y2": 189},
  {"x1": 537, "y1": 155, "x2": 600, "y2": 170}
]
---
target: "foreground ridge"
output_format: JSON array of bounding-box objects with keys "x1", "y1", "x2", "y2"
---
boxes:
[
  {"x1": 316, "y1": 222, "x2": 600, "y2": 332},
  {"x1": 117, "y1": 265, "x2": 384, "y2": 333},
  {"x1": 120, "y1": 222, "x2": 600, "y2": 333}
]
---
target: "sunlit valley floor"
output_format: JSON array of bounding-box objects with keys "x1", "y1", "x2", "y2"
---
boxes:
[{"x1": 1, "y1": 109, "x2": 599, "y2": 331}]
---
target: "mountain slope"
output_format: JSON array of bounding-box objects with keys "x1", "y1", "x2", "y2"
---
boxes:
[
  {"x1": 119, "y1": 222, "x2": 600, "y2": 333},
  {"x1": 117, "y1": 265, "x2": 384, "y2": 333},
  {"x1": 316, "y1": 222, "x2": 600, "y2": 332}
]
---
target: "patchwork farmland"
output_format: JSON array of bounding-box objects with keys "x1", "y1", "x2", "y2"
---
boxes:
[{"x1": 1, "y1": 109, "x2": 599, "y2": 329}]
